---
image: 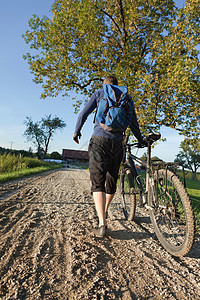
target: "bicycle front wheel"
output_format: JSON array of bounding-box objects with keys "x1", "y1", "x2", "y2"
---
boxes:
[
  {"x1": 120, "y1": 168, "x2": 136, "y2": 220},
  {"x1": 149, "y1": 169, "x2": 195, "y2": 257}
]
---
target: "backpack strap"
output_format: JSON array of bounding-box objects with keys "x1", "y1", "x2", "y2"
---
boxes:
[
  {"x1": 93, "y1": 97, "x2": 108, "y2": 123},
  {"x1": 111, "y1": 88, "x2": 118, "y2": 103},
  {"x1": 118, "y1": 92, "x2": 125, "y2": 103},
  {"x1": 110, "y1": 88, "x2": 126, "y2": 107}
]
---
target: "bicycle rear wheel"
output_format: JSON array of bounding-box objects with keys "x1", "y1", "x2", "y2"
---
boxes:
[
  {"x1": 120, "y1": 168, "x2": 136, "y2": 220},
  {"x1": 149, "y1": 169, "x2": 195, "y2": 257}
]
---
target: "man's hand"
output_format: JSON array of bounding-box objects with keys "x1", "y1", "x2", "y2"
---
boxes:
[{"x1": 73, "y1": 132, "x2": 82, "y2": 144}]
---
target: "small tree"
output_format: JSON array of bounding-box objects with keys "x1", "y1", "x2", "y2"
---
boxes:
[
  {"x1": 50, "y1": 151, "x2": 62, "y2": 160},
  {"x1": 23, "y1": 115, "x2": 66, "y2": 159},
  {"x1": 175, "y1": 138, "x2": 200, "y2": 180}
]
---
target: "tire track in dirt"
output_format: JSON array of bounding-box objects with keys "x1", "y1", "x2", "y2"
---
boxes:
[{"x1": 0, "y1": 168, "x2": 200, "y2": 299}]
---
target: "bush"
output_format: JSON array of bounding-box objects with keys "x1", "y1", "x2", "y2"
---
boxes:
[
  {"x1": 0, "y1": 153, "x2": 46, "y2": 174},
  {"x1": 0, "y1": 153, "x2": 22, "y2": 173},
  {"x1": 50, "y1": 151, "x2": 62, "y2": 160},
  {"x1": 23, "y1": 157, "x2": 46, "y2": 168}
]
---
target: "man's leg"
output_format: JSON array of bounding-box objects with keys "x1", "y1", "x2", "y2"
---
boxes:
[
  {"x1": 105, "y1": 140, "x2": 123, "y2": 217},
  {"x1": 93, "y1": 192, "x2": 115, "y2": 225},
  {"x1": 93, "y1": 191, "x2": 106, "y2": 226},
  {"x1": 105, "y1": 193, "x2": 115, "y2": 215}
]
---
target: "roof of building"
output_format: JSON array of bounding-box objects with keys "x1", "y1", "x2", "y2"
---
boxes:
[{"x1": 62, "y1": 149, "x2": 89, "y2": 160}]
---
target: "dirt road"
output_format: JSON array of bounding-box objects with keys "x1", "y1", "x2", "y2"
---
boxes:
[{"x1": 0, "y1": 168, "x2": 200, "y2": 299}]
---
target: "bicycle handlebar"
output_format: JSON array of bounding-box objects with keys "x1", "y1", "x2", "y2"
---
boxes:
[
  {"x1": 125, "y1": 133, "x2": 161, "y2": 149},
  {"x1": 127, "y1": 142, "x2": 146, "y2": 148}
]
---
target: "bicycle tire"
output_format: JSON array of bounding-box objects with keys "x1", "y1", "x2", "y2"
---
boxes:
[
  {"x1": 120, "y1": 168, "x2": 136, "y2": 221},
  {"x1": 149, "y1": 169, "x2": 195, "y2": 257}
]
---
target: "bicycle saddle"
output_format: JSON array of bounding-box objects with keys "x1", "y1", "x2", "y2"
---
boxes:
[{"x1": 146, "y1": 132, "x2": 161, "y2": 142}]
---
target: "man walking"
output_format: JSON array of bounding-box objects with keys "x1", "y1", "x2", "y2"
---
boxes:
[{"x1": 73, "y1": 75, "x2": 145, "y2": 237}]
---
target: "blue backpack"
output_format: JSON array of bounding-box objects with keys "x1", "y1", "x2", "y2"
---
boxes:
[{"x1": 95, "y1": 84, "x2": 133, "y2": 132}]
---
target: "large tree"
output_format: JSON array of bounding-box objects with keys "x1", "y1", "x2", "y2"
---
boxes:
[
  {"x1": 175, "y1": 138, "x2": 200, "y2": 180},
  {"x1": 23, "y1": 115, "x2": 66, "y2": 158},
  {"x1": 23, "y1": 0, "x2": 200, "y2": 137}
]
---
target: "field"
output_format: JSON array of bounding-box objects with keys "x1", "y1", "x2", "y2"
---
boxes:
[
  {"x1": 0, "y1": 153, "x2": 63, "y2": 182},
  {"x1": 185, "y1": 178, "x2": 200, "y2": 229}
]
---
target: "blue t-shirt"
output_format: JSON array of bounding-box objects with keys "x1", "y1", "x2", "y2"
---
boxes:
[{"x1": 74, "y1": 88, "x2": 143, "y2": 142}]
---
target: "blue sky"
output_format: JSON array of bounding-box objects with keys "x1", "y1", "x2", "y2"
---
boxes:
[{"x1": 0, "y1": 0, "x2": 186, "y2": 161}]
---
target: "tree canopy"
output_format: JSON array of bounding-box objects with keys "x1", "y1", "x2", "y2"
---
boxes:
[
  {"x1": 175, "y1": 138, "x2": 200, "y2": 180},
  {"x1": 23, "y1": 115, "x2": 66, "y2": 159},
  {"x1": 23, "y1": 0, "x2": 200, "y2": 137}
]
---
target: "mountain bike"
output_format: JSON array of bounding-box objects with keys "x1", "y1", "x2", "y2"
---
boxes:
[{"x1": 120, "y1": 132, "x2": 195, "y2": 257}]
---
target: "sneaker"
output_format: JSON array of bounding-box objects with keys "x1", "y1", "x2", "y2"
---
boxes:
[{"x1": 98, "y1": 225, "x2": 107, "y2": 238}]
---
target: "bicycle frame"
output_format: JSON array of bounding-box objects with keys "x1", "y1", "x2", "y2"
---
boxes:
[
  {"x1": 124, "y1": 141, "x2": 186, "y2": 209},
  {"x1": 121, "y1": 133, "x2": 195, "y2": 257},
  {"x1": 125, "y1": 143, "x2": 149, "y2": 207}
]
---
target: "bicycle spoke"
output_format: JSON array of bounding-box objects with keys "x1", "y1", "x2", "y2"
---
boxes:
[
  {"x1": 149, "y1": 169, "x2": 195, "y2": 256},
  {"x1": 156, "y1": 178, "x2": 187, "y2": 246}
]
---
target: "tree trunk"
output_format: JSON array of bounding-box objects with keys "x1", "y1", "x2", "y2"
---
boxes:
[{"x1": 192, "y1": 170, "x2": 196, "y2": 181}]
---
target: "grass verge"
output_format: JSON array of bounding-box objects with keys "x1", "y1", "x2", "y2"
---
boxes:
[
  {"x1": 184, "y1": 178, "x2": 200, "y2": 231},
  {"x1": 0, "y1": 163, "x2": 63, "y2": 183}
]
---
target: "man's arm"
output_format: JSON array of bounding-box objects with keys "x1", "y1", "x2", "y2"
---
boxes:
[
  {"x1": 73, "y1": 91, "x2": 99, "y2": 143},
  {"x1": 129, "y1": 101, "x2": 144, "y2": 143}
]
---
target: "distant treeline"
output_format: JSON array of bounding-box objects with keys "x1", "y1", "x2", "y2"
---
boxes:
[
  {"x1": 0, "y1": 147, "x2": 35, "y2": 158},
  {"x1": 0, "y1": 147, "x2": 62, "y2": 160}
]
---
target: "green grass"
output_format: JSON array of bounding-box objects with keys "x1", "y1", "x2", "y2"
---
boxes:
[
  {"x1": 184, "y1": 178, "x2": 200, "y2": 230},
  {"x1": 0, "y1": 153, "x2": 63, "y2": 182},
  {"x1": 185, "y1": 178, "x2": 200, "y2": 201},
  {"x1": 174, "y1": 174, "x2": 200, "y2": 225},
  {"x1": 0, "y1": 163, "x2": 63, "y2": 182},
  {"x1": 188, "y1": 180, "x2": 200, "y2": 189}
]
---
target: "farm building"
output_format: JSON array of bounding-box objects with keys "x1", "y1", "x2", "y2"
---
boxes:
[{"x1": 62, "y1": 149, "x2": 89, "y2": 163}]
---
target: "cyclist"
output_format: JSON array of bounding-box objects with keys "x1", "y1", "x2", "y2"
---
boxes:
[{"x1": 73, "y1": 75, "x2": 145, "y2": 237}]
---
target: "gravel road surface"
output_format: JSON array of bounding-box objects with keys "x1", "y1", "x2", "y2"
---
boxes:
[{"x1": 0, "y1": 168, "x2": 200, "y2": 299}]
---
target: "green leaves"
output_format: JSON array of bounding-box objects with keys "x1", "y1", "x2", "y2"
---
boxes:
[
  {"x1": 23, "y1": 0, "x2": 200, "y2": 137},
  {"x1": 175, "y1": 138, "x2": 200, "y2": 180}
]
